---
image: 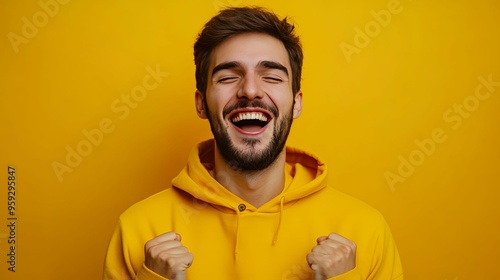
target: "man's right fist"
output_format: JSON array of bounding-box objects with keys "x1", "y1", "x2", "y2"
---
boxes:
[{"x1": 144, "y1": 231, "x2": 194, "y2": 280}]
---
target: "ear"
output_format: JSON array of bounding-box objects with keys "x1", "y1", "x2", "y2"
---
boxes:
[
  {"x1": 292, "y1": 91, "x2": 302, "y2": 119},
  {"x1": 195, "y1": 90, "x2": 208, "y2": 119}
]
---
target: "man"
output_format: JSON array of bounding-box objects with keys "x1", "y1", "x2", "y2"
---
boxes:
[{"x1": 104, "y1": 6, "x2": 403, "y2": 280}]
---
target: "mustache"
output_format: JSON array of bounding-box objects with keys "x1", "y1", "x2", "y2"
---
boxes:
[{"x1": 222, "y1": 99, "x2": 278, "y2": 118}]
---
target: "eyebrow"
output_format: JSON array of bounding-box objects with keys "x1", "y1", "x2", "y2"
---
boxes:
[
  {"x1": 259, "y1": 60, "x2": 288, "y2": 76},
  {"x1": 211, "y1": 61, "x2": 241, "y2": 77},
  {"x1": 211, "y1": 60, "x2": 289, "y2": 77}
]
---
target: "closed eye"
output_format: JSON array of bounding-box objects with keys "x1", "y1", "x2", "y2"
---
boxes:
[
  {"x1": 217, "y1": 77, "x2": 238, "y2": 83},
  {"x1": 263, "y1": 76, "x2": 283, "y2": 83}
]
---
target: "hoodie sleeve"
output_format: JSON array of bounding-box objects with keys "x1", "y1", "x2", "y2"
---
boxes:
[
  {"x1": 328, "y1": 212, "x2": 404, "y2": 280},
  {"x1": 326, "y1": 267, "x2": 363, "y2": 280},
  {"x1": 103, "y1": 218, "x2": 168, "y2": 280},
  {"x1": 103, "y1": 219, "x2": 134, "y2": 280},
  {"x1": 136, "y1": 264, "x2": 170, "y2": 280},
  {"x1": 362, "y1": 212, "x2": 404, "y2": 280}
]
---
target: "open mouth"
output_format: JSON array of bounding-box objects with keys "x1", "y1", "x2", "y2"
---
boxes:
[{"x1": 230, "y1": 111, "x2": 271, "y2": 133}]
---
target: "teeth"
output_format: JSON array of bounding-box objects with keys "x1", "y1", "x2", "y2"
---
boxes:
[{"x1": 232, "y1": 112, "x2": 268, "y2": 123}]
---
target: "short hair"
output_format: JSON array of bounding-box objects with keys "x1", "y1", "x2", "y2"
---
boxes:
[{"x1": 194, "y1": 6, "x2": 303, "y2": 96}]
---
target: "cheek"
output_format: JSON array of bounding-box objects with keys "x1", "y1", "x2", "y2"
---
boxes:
[
  {"x1": 264, "y1": 84, "x2": 294, "y2": 106},
  {"x1": 271, "y1": 97, "x2": 295, "y2": 115},
  {"x1": 206, "y1": 96, "x2": 228, "y2": 119},
  {"x1": 210, "y1": 90, "x2": 239, "y2": 111}
]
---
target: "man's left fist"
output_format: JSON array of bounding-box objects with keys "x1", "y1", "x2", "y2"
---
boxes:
[{"x1": 306, "y1": 233, "x2": 357, "y2": 279}]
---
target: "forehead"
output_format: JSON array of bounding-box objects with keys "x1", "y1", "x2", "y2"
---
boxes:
[{"x1": 210, "y1": 32, "x2": 290, "y2": 73}]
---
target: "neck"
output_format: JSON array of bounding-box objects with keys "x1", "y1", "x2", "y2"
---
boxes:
[{"x1": 212, "y1": 147, "x2": 286, "y2": 208}]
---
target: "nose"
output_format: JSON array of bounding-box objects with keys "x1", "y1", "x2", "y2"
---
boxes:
[{"x1": 237, "y1": 73, "x2": 264, "y2": 100}]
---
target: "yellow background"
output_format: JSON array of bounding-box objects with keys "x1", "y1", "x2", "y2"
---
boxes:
[{"x1": 1, "y1": 0, "x2": 499, "y2": 279}]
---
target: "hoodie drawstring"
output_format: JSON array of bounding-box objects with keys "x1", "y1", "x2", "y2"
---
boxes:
[
  {"x1": 272, "y1": 196, "x2": 285, "y2": 245},
  {"x1": 234, "y1": 208, "x2": 241, "y2": 261},
  {"x1": 234, "y1": 196, "x2": 284, "y2": 260}
]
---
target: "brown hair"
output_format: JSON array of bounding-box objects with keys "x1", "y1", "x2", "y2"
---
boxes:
[{"x1": 194, "y1": 6, "x2": 303, "y2": 96}]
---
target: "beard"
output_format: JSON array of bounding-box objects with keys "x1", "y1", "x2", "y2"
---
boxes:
[{"x1": 205, "y1": 99, "x2": 294, "y2": 172}]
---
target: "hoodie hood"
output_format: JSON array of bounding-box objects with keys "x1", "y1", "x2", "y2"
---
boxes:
[{"x1": 171, "y1": 139, "x2": 328, "y2": 213}]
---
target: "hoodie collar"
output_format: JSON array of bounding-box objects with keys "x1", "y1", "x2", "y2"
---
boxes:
[{"x1": 171, "y1": 139, "x2": 328, "y2": 213}]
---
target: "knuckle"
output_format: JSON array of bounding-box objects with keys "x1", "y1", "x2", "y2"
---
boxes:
[
  {"x1": 155, "y1": 244, "x2": 168, "y2": 256},
  {"x1": 158, "y1": 250, "x2": 172, "y2": 262},
  {"x1": 145, "y1": 244, "x2": 158, "y2": 257},
  {"x1": 340, "y1": 244, "x2": 352, "y2": 255},
  {"x1": 144, "y1": 240, "x2": 154, "y2": 251},
  {"x1": 306, "y1": 252, "x2": 316, "y2": 264},
  {"x1": 187, "y1": 252, "x2": 194, "y2": 263},
  {"x1": 178, "y1": 246, "x2": 188, "y2": 253},
  {"x1": 321, "y1": 257, "x2": 335, "y2": 268},
  {"x1": 165, "y1": 256, "x2": 177, "y2": 267},
  {"x1": 347, "y1": 241, "x2": 357, "y2": 254}
]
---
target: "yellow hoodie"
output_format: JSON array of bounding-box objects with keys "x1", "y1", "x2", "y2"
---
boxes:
[{"x1": 104, "y1": 140, "x2": 403, "y2": 280}]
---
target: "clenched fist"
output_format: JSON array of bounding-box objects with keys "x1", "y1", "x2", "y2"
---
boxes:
[
  {"x1": 306, "y1": 233, "x2": 357, "y2": 280},
  {"x1": 144, "y1": 232, "x2": 194, "y2": 280}
]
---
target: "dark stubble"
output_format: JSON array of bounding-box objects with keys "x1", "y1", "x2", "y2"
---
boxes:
[{"x1": 205, "y1": 99, "x2": 294, "y2": 172}]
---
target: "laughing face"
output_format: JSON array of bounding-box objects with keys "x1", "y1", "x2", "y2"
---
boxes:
[{"x1": 196, "y1": 32, "x2": 302, "y2": 171}]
